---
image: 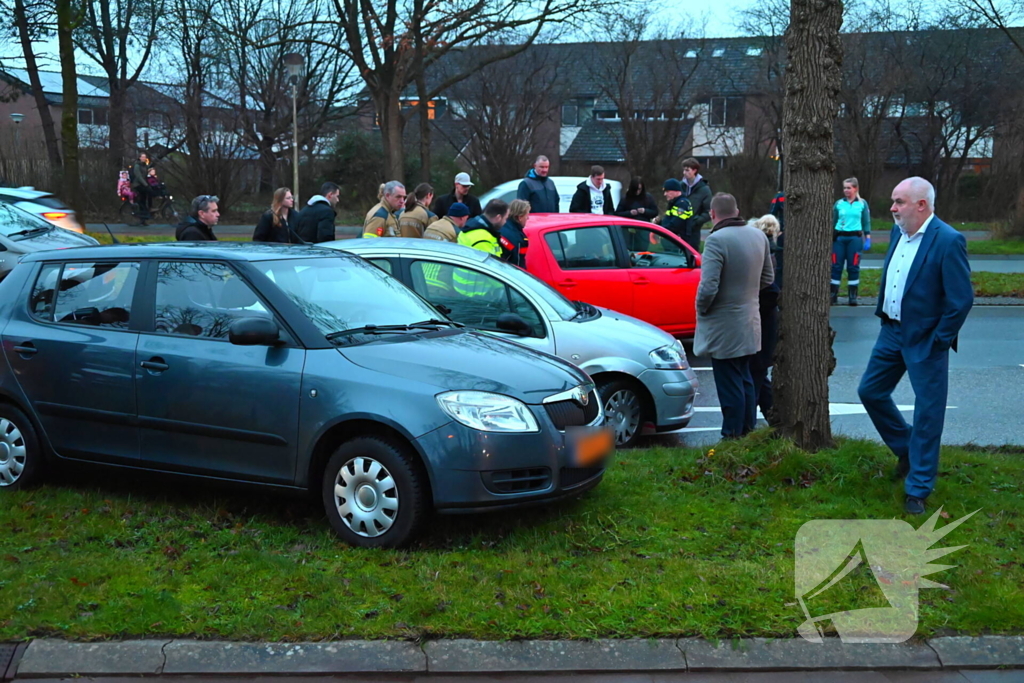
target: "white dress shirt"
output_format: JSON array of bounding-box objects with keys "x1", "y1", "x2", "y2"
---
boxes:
[{"x1": 882, "y1": 214, "x2": 934, "y2": 321}]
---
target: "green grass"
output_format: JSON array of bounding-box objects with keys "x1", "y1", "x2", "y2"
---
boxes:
[
  {"x1": 869, "y1": 219, "x2": 994, "y2": 234},
  {"x1": 850, "y1": 271, "x2": 1024, "y2": 298},
  {"x1": 866, "y1": 237, "x2": 1024, "y2": 255},
  {"x1": 2, "y1": 435, "x2": 1021, "y2": 641}
]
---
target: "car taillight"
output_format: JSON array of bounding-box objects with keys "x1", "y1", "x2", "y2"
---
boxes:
[{"x1": 42, "y1": 212, "x2": 68, "y2": 220}]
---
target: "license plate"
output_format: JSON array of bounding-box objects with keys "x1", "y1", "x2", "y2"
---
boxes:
[{"x1": 571, "y1": 426, "x2": 614, "y2": 466}]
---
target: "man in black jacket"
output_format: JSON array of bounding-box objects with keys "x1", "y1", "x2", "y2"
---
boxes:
[
  {"x1": 296, "y1": 181, "x2": 341, "y2": 243},
  {"x1": 516, "y1": 156, "x2": 559, "y2": 213},
  {"x1": 433, "y1": 172, "x2": 482, "y2": 218},
  {"x1": 681, "y1": 158, "x2": 713, "y2": 233},
  {"x1": 658, "y1": 179, "x2": 697, "y2": 251},
  {"x1": 569, "y1": 165, "x2": 614, "y2": 215},
  {"x1": 175, "y1": 195, "x2": 219, "y2": 241}
]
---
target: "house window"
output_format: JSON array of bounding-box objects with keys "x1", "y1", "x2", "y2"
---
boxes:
[
  {"x1": 709, "y1": 97, "x2": 745, "y2": 127},
  {"x1": 562, "y1": 104, "x2": 579, "y2": 127},
  {"x1": 78, "y1": 109, "x2": 93, "y2": 125},
  {"x1": 685, "y1": 49, "x2": 699, "y2": 58},
  {"x1": 746, "y1": 46, "x2": 763, "y2": 56},
  {"x1": 712, "y1": 48, "x2": 725, "y2": 57},
  {"x1": 595, "y1": 110, "x2": 619, "y2": 121}
]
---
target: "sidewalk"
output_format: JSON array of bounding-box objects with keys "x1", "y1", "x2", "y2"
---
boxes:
[{"x1": 4, "y1": 636, "x2": 1023, "y2": 678}]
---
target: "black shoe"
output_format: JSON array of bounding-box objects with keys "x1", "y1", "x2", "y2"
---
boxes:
[
  {"x1": 904, "y1": 495, "x2": 926, "y2": 515},
  {"x1": 848, "y1": 285, "x2": 859, "y2": 307},
  {"x1": 830, "y1": 284, "x2": 839, "y2": 305},
  {"x1": 892, "y1": 455, "x2": 909, "y2": 480}
]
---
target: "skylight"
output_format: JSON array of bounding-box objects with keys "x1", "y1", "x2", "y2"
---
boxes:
[
  {"x1": 712, "y1": 48, "x2": 725, "y2": 57},
  {"x1": 746, "y1": 46, "x2": 763, "y2": 56}
]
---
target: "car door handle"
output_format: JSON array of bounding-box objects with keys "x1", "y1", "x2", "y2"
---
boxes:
[
  {"x1": 140, "y1": 358, "x2": 169, "y2": 372},
  {"x1": 13, "y1": 343, "x2": 38, "y2": 356},
  {"x1": 634, "y1": 278, "x2": 650, "y2": 285},
  {"x1": 558, "y1": 280, "x2": 576, "y2": 288}
]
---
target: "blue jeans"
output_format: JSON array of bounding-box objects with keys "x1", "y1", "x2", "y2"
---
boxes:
[
  {"x1": 831, "y1": 234, "x2": 863, "y2": 286},
  {"x1": 857, "y1": 320, "x2": 950, "y2": 499}
]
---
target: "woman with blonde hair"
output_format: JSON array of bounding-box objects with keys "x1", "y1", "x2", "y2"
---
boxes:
[
  {"x1": 399, "y1": 183, "x2": 438, "y2": 238},
  {"x1": 501, "y1": 199, "x2": 531, "y2": 267},
  {"x1": 748, "y1": 213, "x2": 781, "y2": 426},
  {"x1": 253, "y1": 187, "x2": 298, "y2": 243},
  {"x1": 831, "y1": 176, "x2": 871, "y2": 306}
]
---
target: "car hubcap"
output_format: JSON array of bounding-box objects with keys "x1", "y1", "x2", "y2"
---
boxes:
[
  {"x1": 333, "y1": 456, "x2": 398, "y2": 538},
  {"x1": 0, "y1": 418, "x2": 27, "y2": 486},
  {"x1": 604, "y1": 389, "x2": 641, "y2": 445}
]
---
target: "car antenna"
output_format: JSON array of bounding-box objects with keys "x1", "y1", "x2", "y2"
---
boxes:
[{"x1": 81, "y1": 193, "x2": 120, "y2": 244}]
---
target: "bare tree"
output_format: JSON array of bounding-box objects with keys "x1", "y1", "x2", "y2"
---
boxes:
[
  {"x1": 56, "y1": 0, "x2": 83, "y2": 211},
  {"x1": 74, "y1": 0, "x2": 163, "y2": 170},
  {"x1": 772, "y1": 0, "x2": 842, "y2": 450},
  {"x1": 10, "y1": 0, "x2": 62, "y2": 167}
]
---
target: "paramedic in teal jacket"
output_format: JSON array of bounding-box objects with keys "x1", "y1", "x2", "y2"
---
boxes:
[{"x1": 831, "y1": 177, "x2": 872, "y2": 306}]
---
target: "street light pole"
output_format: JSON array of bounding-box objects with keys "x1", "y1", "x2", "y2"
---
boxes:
[
  {"x1": 283, "y1": 53, "x2": 304, "y2": 207},
  {"x1": 10, "y1": 112, "x2": 24, "y2": 144}
]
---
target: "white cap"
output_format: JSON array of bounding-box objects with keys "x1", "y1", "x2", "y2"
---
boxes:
[{"x1": 454, "y1": 172, "x2": 473, "y2": 186}]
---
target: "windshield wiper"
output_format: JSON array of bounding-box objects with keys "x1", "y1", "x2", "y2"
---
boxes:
[
  {"x1": 7, "y1": 227, "x2": 51, "y2": 239},
  {"x1": 568, "y1": 301, "x2": 587, "y2": 321},
  {"x1": 325, "y1": 319, "x2": 462, "y2": 341}
]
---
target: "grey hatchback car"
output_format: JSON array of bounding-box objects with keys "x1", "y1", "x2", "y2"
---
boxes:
[{"x1": 0, "y1": 243, "x2": 611, "y2": 547}]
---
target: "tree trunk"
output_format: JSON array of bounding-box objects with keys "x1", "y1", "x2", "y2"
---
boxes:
[
  {"x1": 377, "y1": 94, "x2": 405, "y2": 181},
  {"x1": 772, "y1": 0, "x2": 843, "y2": 451},
  {"x1": 107, "y1": 85, "x2": 128, "y2": 170},
  {"x1": 56, "y1": 0, "x2": 82, "y2": 214},
  {"x1": 13, "y1": 0, "x2": 62, "y2": 169}
]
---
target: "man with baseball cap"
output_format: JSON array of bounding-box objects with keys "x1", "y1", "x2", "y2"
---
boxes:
[
  {"x1": 433, "y1": 172, "x2": 482, "y2": 219},
  {"x1": 424, "y1": 202, "x2": 469, "y2": 242}
]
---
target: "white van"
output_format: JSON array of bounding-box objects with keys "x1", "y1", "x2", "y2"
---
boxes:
[{"x1": 478, "y1": 177, "x2": 623, "y2": 214}]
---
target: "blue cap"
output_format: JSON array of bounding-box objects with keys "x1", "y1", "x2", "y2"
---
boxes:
[
  {"x1": 663, "y1": 178, "x2": 683, "y2": 192},
  {"x1": 448, "y1": 202, "x2": 470, "y2": 218}
]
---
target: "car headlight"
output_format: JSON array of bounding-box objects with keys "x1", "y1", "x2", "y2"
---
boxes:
[
  {"x1": 649, "y1": 341, "x2": 689, "y2": 370},
  {"x1": 436, "y1": 391, "x2": 539, "y2": 433}
]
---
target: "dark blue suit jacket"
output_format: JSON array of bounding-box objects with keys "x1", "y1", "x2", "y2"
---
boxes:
[{"x1": 874, "y1": 216, "x2": 973, "y2": 362}]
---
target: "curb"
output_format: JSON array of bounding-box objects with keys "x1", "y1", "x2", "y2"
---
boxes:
[{"x1": 7, "y1": 637, "x2": 1024, "y2": 677}]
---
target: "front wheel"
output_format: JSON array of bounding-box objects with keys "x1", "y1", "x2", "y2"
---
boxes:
[
  {"x1": 321, "y1": 436, "x2": 428, "y2": 548},
  {"x1": 597, "y1": 378, "x2": 646, "y2": 449},
  {"x1": 0, "y1": 404, "x2": 44, "y2": 490}
]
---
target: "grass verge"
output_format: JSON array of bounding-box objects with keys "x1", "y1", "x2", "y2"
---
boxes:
[
  {"x1": 1, "y1": 435, "x2": 1021, "y2": 641},
  {"x1": 851, "y1": 271, "x2": 1024, "y2": 298},
  {"x1": 866, "y1": 239, "x2": 1024, "y2": 255}
]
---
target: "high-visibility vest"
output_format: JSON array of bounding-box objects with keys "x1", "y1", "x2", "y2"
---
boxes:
[{"x1": 456, "y1": 228, "x2": 502, "y2": 256}]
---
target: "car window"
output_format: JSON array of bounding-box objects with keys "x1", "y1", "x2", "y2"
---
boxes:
[
  {"x1": 253, "y1": 257, "x2": 438, "y2": 337},
  {"x1": 28, "y1": 263, "x2": 62, "y2": 321},
  {"x1": 544, "y1": 227, "x2": 617, "y2": 269},
  {"x1": 410, "y1": 260, "x2": 545, "y2": 338},
  {"x1": 51, "y1": 261, "x2": 140, "y2": 329},
  {"x1": 0, "y1": 201, "x2": 53, "y2": 237},
  {"x1": 622, "y1": 226, "x2": 696, "y2": 268},
  {"x1": 154, "y1": 261, "x2": 270, "y2": 339},
  {"x1": 367, "y1": 258, "x2": 392, "y2": 275}
]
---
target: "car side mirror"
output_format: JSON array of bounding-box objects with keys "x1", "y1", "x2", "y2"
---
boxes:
[
  {"x1": 228, "y1": 317, "x2": 280, "y2": 346},
  {"x1": 496, "y1": 312, "x2": 533, "y2": 337}
]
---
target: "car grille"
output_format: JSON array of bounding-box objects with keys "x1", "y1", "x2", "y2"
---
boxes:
[
  {"x1": 544, "y1": 391, "x2": 600, "y2": 430},
  {"x1": 482, "y1": 467, "x2": 552, "y2": 494},
  {"x1": 560, "y1": 466, "x2": 604, "y2": 489}
]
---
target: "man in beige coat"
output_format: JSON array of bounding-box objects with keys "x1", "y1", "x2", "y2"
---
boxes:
[{"x1": 694, "y1": 193, "x2": 775, "y2": 438}]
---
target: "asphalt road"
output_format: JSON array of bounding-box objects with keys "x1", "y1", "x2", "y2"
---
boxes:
[
  {"x1": 671, "y1": 306, "x2": 1024, "y2": 448},
  {"x1": 15, "y1": 673, "x2": 1024, "y2": 682}
]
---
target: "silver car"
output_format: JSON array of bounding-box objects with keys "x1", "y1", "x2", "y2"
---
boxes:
[
  {"x1": 0, "y1": 201, "x2": 98, "y2": 280},
  {"x1": 327, "y1": 238, "x2": 699, "y2": 447}
]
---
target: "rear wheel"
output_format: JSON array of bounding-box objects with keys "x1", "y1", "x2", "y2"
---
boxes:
[
  {"x1": 0, "y1": 404, "x2": 44, "y2": 491},
  {"x1": 321, "y1": 436, "x2": 427, "y2": 548},
  {"x1": 597, "y1": 377, "x2": 646, "y2": 449}
]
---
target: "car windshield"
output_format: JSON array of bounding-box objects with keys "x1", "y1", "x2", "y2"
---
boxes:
[
  {"x1": 0, "y1": 201, "x2": 53, "y2": 237},
  {"x1": 481, "y1": 255, "x2": 579, "y2": 321},
  {"x1": 254, "y1": 256, "x2": 442, "y2": 337}
]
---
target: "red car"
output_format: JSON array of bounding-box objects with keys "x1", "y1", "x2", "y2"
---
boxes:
[{"x1": 524, "y1": 214, "x2": 702, "y2": 338}]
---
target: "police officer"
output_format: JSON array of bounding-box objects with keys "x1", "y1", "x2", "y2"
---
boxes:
[
  {"x1": 363, "y1": 180, "x2": 405, "y2": 238},
  {"x1": 657, "y1": 179, "x2": 697, "y2": 252},
  {"x1": 831, "y1": 177, "x2": 872, "y2": 306},
  {"x1": 457, "y1": 199, "x2": 508, "y2": 256}
]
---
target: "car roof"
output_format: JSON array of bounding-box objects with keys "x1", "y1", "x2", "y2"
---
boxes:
[
  {"x1": 328, "y1": 237, "x2": 492, "y2": 262},
  {"x1": 524, "y1": 213, "x2": 654, "y2": 229},
  {"x1": 18, "y1": 241, "x2": 355, "y2": 264}
]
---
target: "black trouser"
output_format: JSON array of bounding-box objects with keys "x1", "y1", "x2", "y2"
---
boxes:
[
  {"x1": 750, "y1": 305, "x2": 779, "y2": 418},
  {"x1": 681, "y1": 230, "x2": 701, "y2": 254},
  {"x1": 134, "y1": 186, "x2": 151, "y2": 219},
  {"x1": 712, "y1": 354, "x2": 757, "y2": 438}
]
